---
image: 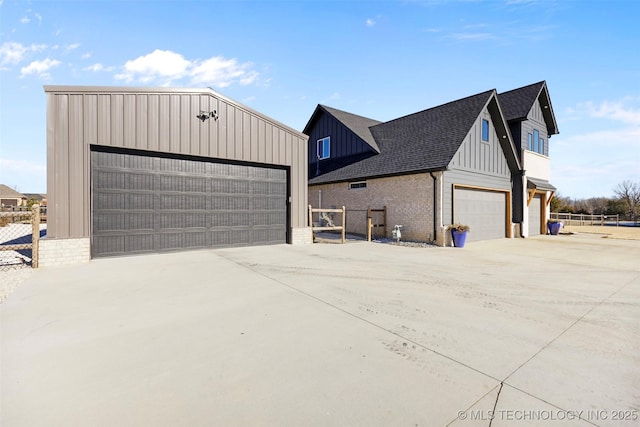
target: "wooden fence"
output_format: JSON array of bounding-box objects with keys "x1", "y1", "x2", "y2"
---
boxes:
[
  {"x1": 549, "y1": 212, "x2": 619, "y2": 226},
  {"x1": 309, "y1": 205, "x2": 346, "y2": 243}
]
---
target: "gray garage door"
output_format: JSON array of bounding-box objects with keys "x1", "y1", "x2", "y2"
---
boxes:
[
  {"x1": 91, "y1": 150, "x2": 287, "y2": 258},
  {"x1": 453, "y1": 188, "x2": 507, "y2": 242},
  {"x1": 528, "y1": 194, "x2": 542, "y2": 236}
]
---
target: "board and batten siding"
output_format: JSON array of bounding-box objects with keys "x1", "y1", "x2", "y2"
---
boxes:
[
  {"x1": 45, "y1": 86, "x2": 308, "y2": 240},
  {"x1": 443, "y1": 110, "x2": 512, "y2": 226},
  {"x1": 306, "y1": 111, "x2": 374, "y2": 164},
  {"x1": 522, "y1": 98, "x2": 549, "y2": 156}
]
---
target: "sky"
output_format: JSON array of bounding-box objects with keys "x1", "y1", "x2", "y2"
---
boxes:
[{"x1": 0, "y1": 0, "x2": 638, "y2": 198}]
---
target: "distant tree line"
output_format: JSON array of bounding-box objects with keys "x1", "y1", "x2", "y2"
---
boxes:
[{"x1": 550, "y1": 180, "x2": 640, "y2": 223}]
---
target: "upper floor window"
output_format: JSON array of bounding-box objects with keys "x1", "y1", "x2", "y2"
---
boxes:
[
  {"x1": 317, "y1": 137, "x2": 330, "y2": 160},
  {"x1": 533, "y1": 129, "x2": 540, "y2": 153},
  {"x1": 527, "y1": 133, "x2": 533, "y2": 151},
  {"x1": 539, "y1": 138, "x2": 545, "y2": 155},
  {"x1": 481, "y1": 119, "x2": 489, "y2": 142}
]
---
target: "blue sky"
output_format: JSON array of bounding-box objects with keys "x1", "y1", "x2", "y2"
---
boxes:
[{"x1": 1, "y1": 0, "x2": 638, "y2": 198}]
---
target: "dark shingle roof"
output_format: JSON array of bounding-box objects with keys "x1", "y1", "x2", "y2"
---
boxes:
[
  {"x1": 318, "y1": 105, "x2": 382, "y2": 153},
  {"x1": 498, "y1": 81, "x2": 545, "y2": 121},
  {"x1": 309, "y1": 90, "x2": 495, "y2": 185}
]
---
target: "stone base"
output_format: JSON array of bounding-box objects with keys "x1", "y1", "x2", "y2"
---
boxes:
[
  {"x1": 39, "y1": 238, "x2": 90, "y2": 267},
  {"x1": 290, "y1": 227, "x2": 313, "y2": 245}
]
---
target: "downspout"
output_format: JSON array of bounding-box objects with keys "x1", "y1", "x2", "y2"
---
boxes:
[{"x1": 430, "y1": 172, "x2": 437, "y2": 243}]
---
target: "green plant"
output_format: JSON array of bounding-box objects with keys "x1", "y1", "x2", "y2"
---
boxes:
[{"x1": 448, "y1": 223, "x2": 470, "y2": 232}]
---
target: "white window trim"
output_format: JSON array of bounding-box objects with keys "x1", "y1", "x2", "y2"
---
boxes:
[
  {"x1": 349, "y1": 181, "x2": 367, "y2": 190},
  {"x1": 317, "y1": 137, "x2": 330, "y2": 160},
  {"x1": 481, "y1": 119, "x2": 490, "y2": 143}
]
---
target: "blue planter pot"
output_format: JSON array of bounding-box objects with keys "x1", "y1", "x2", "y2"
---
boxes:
[
  {"x1": 547, "y1": 222, "x2": 562, "y2": 235},
  {"x1": 451, "y1": 230, "x2": 468, "y2": 248}
]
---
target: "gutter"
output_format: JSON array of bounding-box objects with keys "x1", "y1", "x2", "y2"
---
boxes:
[{"x1": 430, "y1": 171, "x2": 437, "y2": 243}]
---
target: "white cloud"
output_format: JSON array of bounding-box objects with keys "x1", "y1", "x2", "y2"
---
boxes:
[
  {"x1": 83, "y1": 63, "x2": 109, "y2": 72},
  {"x1": 35, "y1": 13, "x2": 42, "y2": 25},
  {"x1": 82, "y1": 52, "x2": 92, "y2": 59},
  {"x1": 20, "y1": 58, "x2": 61, "y2": 79},
  {"x1": 65, "y1": 43, "x2": 80, "y2": 52},
  {"x1": 20, "y1": 16, "x2": 30, "y2": 24},
  {"x1": 577, "y1": 99, "x2": 640, "y2": 125},
  {"x1": 115, "y1": 49, "x2": 260, "y2": 88},
  {"x1": 0, "y1": 42, "x2": 28, "y2": 65},
  {"x1": 0, "y1": 42, "x2": 48, "y2": 67},
  {"x1": 366, "y1": 18, "x2": 376, "y2": 27}
]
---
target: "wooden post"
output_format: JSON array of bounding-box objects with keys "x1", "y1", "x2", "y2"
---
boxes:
[
  {"x1": 341, "y1": 206, "x2": 346, "y2": 243},
  {"x1": 31, "y1": 204, "x2": 40, "y2": 268},
  {"x1": 383, "y1": 206, "x2": 387, "y2": 238},
  {"x1": 367, "y1": 217, "x2": 372, "y2": 242}
]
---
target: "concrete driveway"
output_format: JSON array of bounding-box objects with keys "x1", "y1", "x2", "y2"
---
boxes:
[{"x1": 2, "y1": 234, "x2": 639, "y2": 426}]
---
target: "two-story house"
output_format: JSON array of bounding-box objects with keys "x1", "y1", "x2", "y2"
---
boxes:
[{"x1": 303, "y1": 81, "x2": 558, "y2": 245}]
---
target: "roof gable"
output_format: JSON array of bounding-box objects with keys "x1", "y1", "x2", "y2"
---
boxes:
[
  {"x1": 310, "y1": 90, "x2": 519, "y2": 184},
  {"x1": 498, "y1": 81, "x2": 559, "y2": 136},
  {"x1": 0, "y1": 184, "x2": 25, "y2": 198},
  {"x1": 303, "y1": 105, "x2": 382, "y2": 153}
]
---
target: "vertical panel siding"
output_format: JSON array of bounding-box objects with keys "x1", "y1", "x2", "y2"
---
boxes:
[
  {"x1": 111, "y1": 95, "x2": 124, "y2": 147},
  {"x1": 449, "y1": 110, "x2": 509, "y2": 177},
  {"x1": 55, "y1": 95, "x2": 70, "y2": 237},
  {"x1": 190, "y1": 95, "x2": 200, "y2": 156},
  {"x1": 46, "y1": 88, "x2": 308, "y2": 238},
  {"x1": 306, "y1": 111, "x2": 375, "y2": 165},
  {"x1": 123, "y1": 94, "x2": 136, "y2": 148},
  {"x1": 136, "y1": 95, "x2": 148, "y2": 150},
  {"x1": 68, "y1": 95, "x2": 85, "y2": 237},
  {"x1": 97, "y1": 95, "x2": 110, "y2": 146},
  {"x1": 158, "y1": 95, "x2": 170, "y2": 152},
  {"x1": 170, "y1": 95, "x2": 180, "y2": 152}
]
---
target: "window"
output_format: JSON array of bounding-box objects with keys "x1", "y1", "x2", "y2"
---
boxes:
[
  {"x1": 527, "y1": 133, "x2": 533, "y2": 151},
  {"x1": 317, "y1": 137, "x2": 330, "y2": 160},
  {"x1": 349, "y1": 181, "x2": 367, "y2": 190},
  {"x1": 539, "y1": 138, "x2": 545, "y2": 155},
  {"x1": 533, "y1": 129, "x2": 540, "y2": 153},
  {"x1": 481, "y1": 119, "x2": 489, "y2": 142}
]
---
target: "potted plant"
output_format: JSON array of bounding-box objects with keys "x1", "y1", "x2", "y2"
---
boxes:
[
  {"x1": 448, "y1": 224, "x2": 470, "y2": 248},
  {"x1": 547, "y1": 219, "x2": 562, "y2": 235}
]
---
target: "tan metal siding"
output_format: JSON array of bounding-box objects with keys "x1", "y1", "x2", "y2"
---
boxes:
[
  {"x1": 69, "y1": 95, "x2": 85, "y2": 237},
  {"x1": 45, "y1": 86, "x2": 308, "y2": 238}
]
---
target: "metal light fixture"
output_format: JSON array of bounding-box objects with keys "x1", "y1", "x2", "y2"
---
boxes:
[{"x1": 197, "y1": 110, "x2": 219, "y2": 122}]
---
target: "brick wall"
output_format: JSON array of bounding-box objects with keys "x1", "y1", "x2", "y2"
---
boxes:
[
  {"x1": 309, "y1": 173, "x2": 438, "y2": 242},
  {"x1": 39, "y1": 238, "x2": 90, "y2": 267}
]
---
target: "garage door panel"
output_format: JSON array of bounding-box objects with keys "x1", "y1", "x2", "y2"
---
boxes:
[
  {"x1": 454, "y1": 188, "x2": 507, "y2": 242},
  {"x1": 91, "y1": 150, "x2": 287, "y2": 258}
]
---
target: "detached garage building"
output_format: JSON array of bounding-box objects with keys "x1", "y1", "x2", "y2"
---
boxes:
[{"x1": 42, "y1": 86, "x2": 310, "y2": 265}]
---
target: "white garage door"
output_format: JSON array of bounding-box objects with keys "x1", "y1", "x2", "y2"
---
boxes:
[
  {"x1": 91, "y1": 150, "x2": 287, "y2": 258},
  {"x1": 528, "y1": 194, "x2": 542, "y2": 236},
  {"x1": 453, "y1": 188, "x2": 507, "y2": 242}
]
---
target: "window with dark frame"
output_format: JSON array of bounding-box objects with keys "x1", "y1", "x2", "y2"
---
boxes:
[
  {"x1": 481, "y1": 119, "x2": 489, "y2": 142},
  {"x1": 349, "y1": 181, "x2": 367, "y2": 190},
  {"x1": 317, "y1": 137, "x2": 330, "y2": 160}
]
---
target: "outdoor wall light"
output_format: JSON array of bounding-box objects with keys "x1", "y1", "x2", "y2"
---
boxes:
[{"x1": 197, "y1": 110, "x2": 219, "y2": 122}]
